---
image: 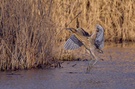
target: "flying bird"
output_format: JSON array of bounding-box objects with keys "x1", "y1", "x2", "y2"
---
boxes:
[{"x1": 64, "y1": 24, "x2": 104, "y2": 71}]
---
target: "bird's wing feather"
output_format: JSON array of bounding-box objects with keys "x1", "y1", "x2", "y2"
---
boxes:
[
  {"x1": 64, "y1": 35, "x2": 83, "y2": 50},
  {"x1": 95, "y1": 25, "x2": 104, "y2": 49},
  {"x1": 77, "y1": 28, "x2": 90, "y2": 37}
]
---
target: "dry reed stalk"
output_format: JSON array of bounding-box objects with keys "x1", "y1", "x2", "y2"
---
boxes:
[{"x1": 0, "y1": 0, "x2": 56, "y2": 71}]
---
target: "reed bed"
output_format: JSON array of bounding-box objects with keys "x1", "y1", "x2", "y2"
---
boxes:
[
  {"x1": 52, "y1": 0, "x2": 135, "y2": 42},
  {"x1": 0, "y1": 0, "x2": 135, "y2": 70},
  {"x1": 0, "y1": 0, "x2": 56, "y2": 70}
]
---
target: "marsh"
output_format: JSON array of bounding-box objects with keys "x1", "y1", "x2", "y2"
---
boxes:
[{"x1": 0, "y1": 43, "x2": 135, "y2": 89}]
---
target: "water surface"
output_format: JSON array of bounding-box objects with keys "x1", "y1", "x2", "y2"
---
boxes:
[{"x1": 0, "y1": 43, "x2": 135, "y2": 89}]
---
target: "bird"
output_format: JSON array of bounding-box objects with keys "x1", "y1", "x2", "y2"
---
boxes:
[{"x1": 64, "y1": 24, "x2": 104, "y2": 71}]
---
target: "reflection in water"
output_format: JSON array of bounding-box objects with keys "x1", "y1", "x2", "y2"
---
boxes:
[
  {"x1": 105, "y1": 42, "x2": 135, "y2": 48},
  {"x1": 0, "y1": 43, "x2": 135, "y2": 89}
]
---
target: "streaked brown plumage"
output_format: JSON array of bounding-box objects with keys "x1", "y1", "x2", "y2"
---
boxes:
[{"x1": 64, "y1": 24, "x2": 104, "y2": 71}]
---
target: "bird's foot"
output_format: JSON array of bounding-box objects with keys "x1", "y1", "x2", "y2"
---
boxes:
[
  {"x1": 86, "y1": 59, "x2": 98, "y2": 72},
  {"x1": 86, "y1": 65, "x2": 93, "y2": 72}
]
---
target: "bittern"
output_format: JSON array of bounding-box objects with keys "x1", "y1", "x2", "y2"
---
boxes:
[{"x1": 64, "y1": 24, "x2": 104, "y2": 71}]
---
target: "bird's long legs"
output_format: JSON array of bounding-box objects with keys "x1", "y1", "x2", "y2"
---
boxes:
[{"x1": 86, "y1": 49, "x2": 98, "y2": 71}]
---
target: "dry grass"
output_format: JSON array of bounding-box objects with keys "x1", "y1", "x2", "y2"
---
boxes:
[
  {"x1": 52, "y1": 0, "x2": 135, "y2": 42},
  {"x1": 0, "y1": 0, "x2": 56, "y2": 70},
  {"x1": 0, "y1": 0, "x2": 135, "y2": 70}
]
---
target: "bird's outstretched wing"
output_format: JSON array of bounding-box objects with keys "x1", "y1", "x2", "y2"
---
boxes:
[
  {"x1": 64, "y1": 35, "x2": 83, "y2": 50},
  {"x1": 95, "y1": 24, "x2": 104, "y2": 49}
]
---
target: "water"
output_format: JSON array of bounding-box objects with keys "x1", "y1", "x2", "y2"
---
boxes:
[{"x1": 0, "y1": 43, "x2": 135, "y2": 89}]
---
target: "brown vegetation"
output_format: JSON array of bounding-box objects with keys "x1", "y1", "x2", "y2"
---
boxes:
[
  {"x1": 0, "y1": 0, "x2": 135, "y2": 70},
  {"x1": 0, "y1": 0, "x2": 56, "y2": 70},
  {"x1": 52, "y1": 0, "x2": 135, "y2": 42}
]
